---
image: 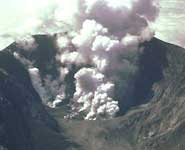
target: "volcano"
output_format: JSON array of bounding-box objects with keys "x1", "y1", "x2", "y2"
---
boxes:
[{"x1": 0, "y1": 35, "x2": 184, "y2": 150}]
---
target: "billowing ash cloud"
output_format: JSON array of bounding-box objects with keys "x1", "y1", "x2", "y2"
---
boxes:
[
  {"x1": 12, "y1": 0, "x2": 159, "y2": 120},
  {"x1": 54, "y1": 0, "x2": 159, "y2": 119},
  {"x1": 72, "y1": 68, "x2": 119, "y2": 120}
]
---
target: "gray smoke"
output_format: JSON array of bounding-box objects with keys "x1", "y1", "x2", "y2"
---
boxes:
[
  {"x1": 12, "y1": 0, "x2": 159, "y2": 120},
  {"x1": 54, "y1": 0, "x2": 159, "y2": 119}
]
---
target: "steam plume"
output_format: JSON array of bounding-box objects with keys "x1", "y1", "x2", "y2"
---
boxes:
[
  {"x1": 54, "y1": 0, "x2": 159, "y2": 119},
  {"x1": 12, "y1": 0, "x2": 159, "y2": 120}
]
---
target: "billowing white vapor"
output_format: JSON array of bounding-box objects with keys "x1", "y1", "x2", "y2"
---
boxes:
[
  {"x1": 54, "y1": 0, "x2": 159, "y2": 119},
  {"x1": 28, "y1": 68, "x2": 48, "y2": 100},
  {"x1": 28, "y1": 67, "x2": 67, "y2": 108},
  {"x1": 72, "y1": 68, "x2": 119, "y2": 120},
  {"x1": 12, "y1": 0, "x2": 159, "y2": 120}
]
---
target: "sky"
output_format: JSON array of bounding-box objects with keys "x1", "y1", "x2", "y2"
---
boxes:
[
  {"x1": 153, "y1": 0, "x2": 185, "y2": 47},
  {"x1": 0, "y1": 0, "x2": 185, "y2": 49}
]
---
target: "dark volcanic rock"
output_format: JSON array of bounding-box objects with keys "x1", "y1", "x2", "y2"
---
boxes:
[{"x1": 0, "y1": 50, "x2": 68, "y2": 150}]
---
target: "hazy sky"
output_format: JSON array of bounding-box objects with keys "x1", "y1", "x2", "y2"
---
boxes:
[
  {"x1": 0, "y1": 0, "x2": 50, "y2": 48},
  {"x1": 0, "y1": 0, "x2": 185, "y2": 49},
  {"x1": 154, "y1": 0, "x2": 185, "y2": 47}
]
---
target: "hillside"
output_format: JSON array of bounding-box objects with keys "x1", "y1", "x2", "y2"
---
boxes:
[{"x1": 0, "y1": 50, "x2": 79, "y2": 150}]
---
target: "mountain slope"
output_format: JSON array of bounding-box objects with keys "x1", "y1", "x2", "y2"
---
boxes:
[{"x1": 0, "y1": 50, "x2": 79, "y2": 150}]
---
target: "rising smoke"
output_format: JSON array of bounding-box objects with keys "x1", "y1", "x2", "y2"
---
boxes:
[{"x1": 14, "y1": 0, "x2": 159, "y2": 120}]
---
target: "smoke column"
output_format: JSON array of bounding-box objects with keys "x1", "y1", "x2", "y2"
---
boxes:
[
  {"x1": 14, "y1": 0, "x2": 159, "y2": 120},
  {"x1": 54, "y1": 0, "x2": 159, "y2": 120}
]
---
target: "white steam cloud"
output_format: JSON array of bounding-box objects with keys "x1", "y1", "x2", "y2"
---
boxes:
[
  {"x1": 28, "y1": 68, "x2": 48, "y2": 100},
  {"x1": 72, "y1": 68, "x2": 119, "y2": 120},
  {"x1": 15, "y1": 35, "x2": 38, "y2": 50},
  {"x1": 28, "y1": 67, "x2": 67, "y2": 108},
  {"x1": 10, "y1": 0, "x2": 159, "y2": 120},
  {"x1": 51, "y1": 0, "x2": 159, "y2": 119}
]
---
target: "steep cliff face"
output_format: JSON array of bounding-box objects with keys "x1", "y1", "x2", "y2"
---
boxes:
[
  {"x1": 107, "y1": 38, "x2": 185, "y2": 150},
  {"x1": 135, "y1": 38, "x2": 185, "y2": 150},
  {"x1": 0, "y1": 50, "x2": 79, "y2": 150},
  {"x1": 0, "y1": 51, "x2": 36, "y2": 150}
]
